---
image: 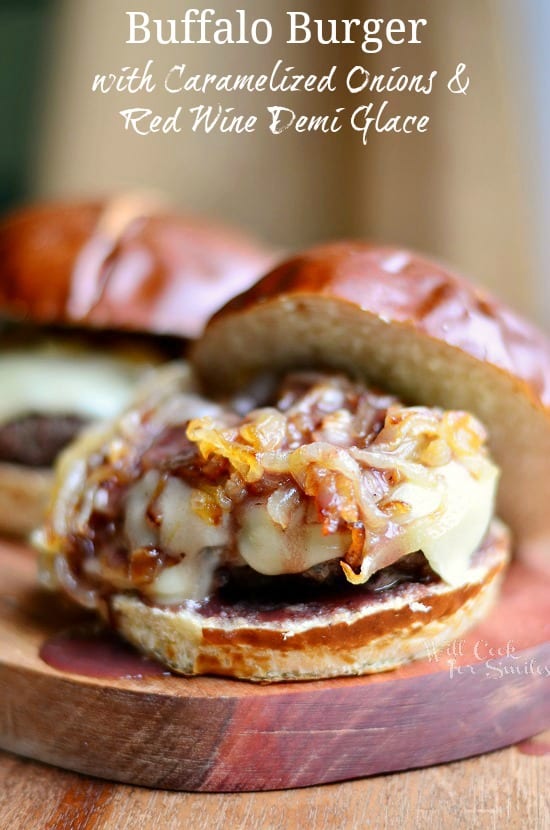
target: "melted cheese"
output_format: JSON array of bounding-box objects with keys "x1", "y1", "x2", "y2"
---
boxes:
[
  {"x1": 237, "y1": 460, "x2": 497, "y2": 586},
  {"x1": 158, "y1": 477, "x2": 231, "y2": 557},
  {"x1": 0, "y1": 345, "x2": 154, "y2": 424},
  {"x1": 144, "y1": 477, "x2": 231, "y2": 603},
  {"x1": 125, "y1": 470, "x2": 161, "y2": 550},
  {"x1": 145, "y1": 550, "x2": 222, "y2": 604},
  {"x1": 38, "y1": 367, "x2": 502, "y2": 608},
  {"x1": 141, "y1": 458, "x2": 497, "y2": 603},
  {"x1": 238, "y1": 502, "x2": 351, "y2": 576},
  {"x1": 390, "y1": 461, "x2": 498, "y2": 585}
]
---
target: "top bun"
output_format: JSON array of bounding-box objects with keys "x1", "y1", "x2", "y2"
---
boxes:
[
  {"x1": 192, "y1": 242, "x2": 550, "y2": 546},
  {"x1": 0, "y1": 195, "x2": 274, "y2": 339}
]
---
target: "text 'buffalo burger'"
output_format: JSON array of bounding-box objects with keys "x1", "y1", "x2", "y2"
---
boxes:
[
  {"x1": 0, "y1": 195, "x2": 272, "y2": 536},
  {"x1": 37, "y1": 243, "x2": 550, "y2": 681}
]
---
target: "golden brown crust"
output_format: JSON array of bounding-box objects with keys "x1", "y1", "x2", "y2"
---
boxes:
[
  {"x1": 192, "y1": 242, "x2": 550, "y2": 544},
  {"x1": 0, "y1": 197, "x2": 273, "y2": 339},
  {"x1": 110, "y1": 521, "x2": 509, "y2": 682}
]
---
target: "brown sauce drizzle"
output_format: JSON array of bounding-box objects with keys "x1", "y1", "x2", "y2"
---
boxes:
[
  {"x1": 40, "y1": 624, "x2": 171, "y2": 679},
  {"x1": 516, "y1": 737, "x2": 550, "y2": 757}
]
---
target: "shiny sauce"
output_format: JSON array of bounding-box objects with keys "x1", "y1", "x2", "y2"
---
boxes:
[
  {"x1": 186, "y1": 552, "x2": 437, "y2": 624},
  {"x1": 516, "y1": 736, "x2": 550, "y2": 757},
  {"x1": 40, "y1": 624, "x2": 171, "y2": 679}
]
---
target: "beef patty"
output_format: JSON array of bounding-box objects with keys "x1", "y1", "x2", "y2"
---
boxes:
[{"x1": 0, "y1": 414, "x2": 87, "y2": 468}]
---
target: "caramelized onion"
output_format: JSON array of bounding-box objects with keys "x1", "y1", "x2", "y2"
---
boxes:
[
  {"x1": 39, "y1": 367, "x2": 499, "y2": 601},
  {"x1": 266, "y1": 486, "x2": 301, "y2": 530}
]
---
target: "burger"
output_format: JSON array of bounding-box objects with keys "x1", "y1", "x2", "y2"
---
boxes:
[
  {"x1": 37, "y1": 243, "x2": 550, "y2": 681},
  {"x1": 0, "y1": 194, "x2": 273, "y2": 536}
]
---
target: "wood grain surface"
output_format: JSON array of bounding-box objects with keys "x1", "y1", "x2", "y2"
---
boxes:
[
  {"x1": 0, "y1": 540, "x2": 548, "y2": 794},
  {"x1": 0, "y1": 737, "x2": 548, "y2": 830}
]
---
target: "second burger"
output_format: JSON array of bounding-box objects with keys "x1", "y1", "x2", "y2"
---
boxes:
[{"x1": 0, "y1": 193, "x2": 273, "y2": 536}]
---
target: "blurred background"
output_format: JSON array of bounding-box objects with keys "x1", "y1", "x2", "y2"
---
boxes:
[{"x1": 1, "y1": 0, "x2": 548, "y2": 327}]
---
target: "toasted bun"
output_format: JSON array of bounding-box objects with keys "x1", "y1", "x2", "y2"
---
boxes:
[
  {"x1": 0, "y1": 195, "x2": 273, "y2": 339},
  {"x1": 0, "y1": 463, "x2": 52, "y2": 537},
  {"x1": 109, "y1": 521, "x2": 509, "y2": 682},
  {"x1": 192, "y1": 243, "x2": 550, "y2": 546}
]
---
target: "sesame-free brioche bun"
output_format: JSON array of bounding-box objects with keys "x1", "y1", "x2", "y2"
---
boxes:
[
  {"x1": 110, "y1": 521, "x2": 509, "y2": 682},
  {"x1": 192, "y1": 242, "x2": 550, "y2": 546},
  {"x1": 0, "y1": 194, "x2": 274, "y2": 339}
]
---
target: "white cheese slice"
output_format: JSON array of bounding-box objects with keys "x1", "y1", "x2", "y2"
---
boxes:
[
  {"x1": 0, "y1": 346, "x2": 153, "y2": 423},
  {"x1": 158, "y1": 477, "x2": 231, "y2": 557},
  {"x1": 146, "y1": 550, "x2": 222, "y2": 604},
  {"x1": 394, "y1": 461, "x2": 498, "y2": 585},
  {"x1": 236, "y1": 460, "x2": 497, "y2": 586},
  {"x1": 142, "y1": 459, "x2": 498, "y2": 602},
  {"x1": 237, "y1": 502, "x2": 350, "y2": 575},
  {"x1": 126, "y1": 477, "x2": 231, "y2": 604},
  {"x1": 124, "y1": 470, "x2": 161, "y2": 550}
]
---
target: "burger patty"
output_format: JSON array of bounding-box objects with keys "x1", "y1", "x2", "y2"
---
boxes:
[
  {"x1": 201, "y1": 551, "x2": 439, "y2": 619},
  {"x1": 0, "y1": 414, "x2": 87, "y2": 468}
]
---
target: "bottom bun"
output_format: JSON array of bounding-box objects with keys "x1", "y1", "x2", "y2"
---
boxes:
[
  {"x1": 0, "y1": 463, "x2": 52, "y2": 537},
  {"x1": 110, "y1": 521, "x2": 510, "y2": 682}
]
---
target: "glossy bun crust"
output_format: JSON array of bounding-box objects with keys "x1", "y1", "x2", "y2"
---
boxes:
[
  {"x1": 0, "y1": 197, "x2": 273, "y2": 339},
  {"x1": 110, "y1": 522, "x2": 509, "y2": 682},
  {"x1": 193, "y1": 242, "x2": 550, "y2": 545}
]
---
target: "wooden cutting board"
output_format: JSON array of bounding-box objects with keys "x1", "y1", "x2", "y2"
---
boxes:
[{"x1": 0, "y1": 539, "x2": 548, "y2": 792}]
